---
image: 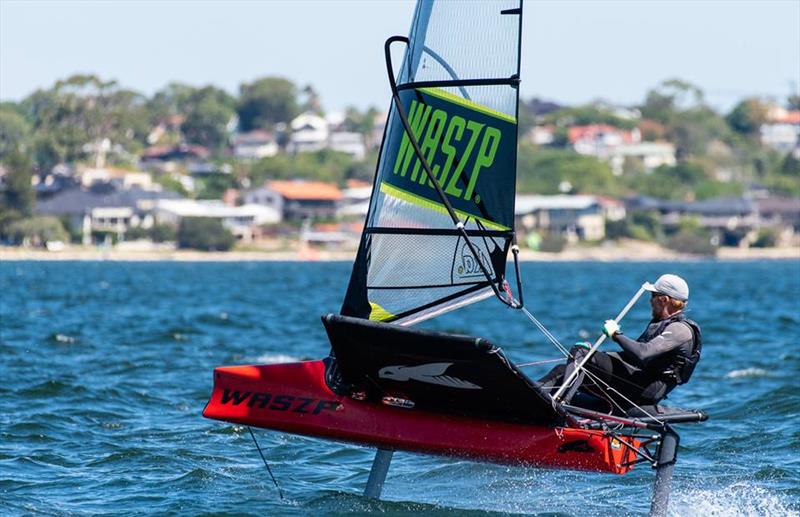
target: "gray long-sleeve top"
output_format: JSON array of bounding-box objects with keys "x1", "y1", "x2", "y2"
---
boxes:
[{"x1": 612, "y1": 320, "x2": 694, "y2": 368}]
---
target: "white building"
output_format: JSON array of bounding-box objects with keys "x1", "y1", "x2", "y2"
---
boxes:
[
  {"x1": 529, "y1": 126, "x2": 555, "y2": 146},
  {"x1": 338, "y1": 181, "x2": 373, "y2": 219},
  {"x1": 287, "y1": 112, "x2": 329, "y2": 154},
  {"x1": 515, "y1": 194, "x2": 605, "y2": 242},
  {"x1": 232, "y1": 130, "x2": 279, "y2": 159},
  {"x1": 607, "y1": 142, "x2": 677, "y2": 176},
  {"x1": 155, "y1": 199, "x2": 280, "y2": 242},
  {"x1": 570, "y1": 124, "x2": 641, "y2": 158},
  {"x1": 329, "y1": 131, "x2": 366, "y2": 159},
  {"x1": 78, "y1": 167, "x2": 155, "y2": 190}
]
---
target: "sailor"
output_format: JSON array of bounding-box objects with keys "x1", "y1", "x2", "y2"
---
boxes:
[{"x1": 538, "y1": 274, "x2": 702, "y2": 411}]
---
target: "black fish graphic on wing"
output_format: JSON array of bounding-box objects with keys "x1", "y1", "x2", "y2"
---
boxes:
[{"x1": 378, "y1": 362, "x2": 482, "y2": 390}]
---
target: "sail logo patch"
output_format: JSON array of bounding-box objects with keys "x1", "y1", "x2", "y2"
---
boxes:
[
  {"x1": 378, "y1": 362, "x2": 482, "y2": 390},
  {"x1": 455, "y1": 242, "x2": 493, "y2": 279},
  {"x1": 379, "y1": 87, "x2": 517, "y2": 230},
  {"x1": 392, "y1": 98, "x2": 501, "y2": 204}
]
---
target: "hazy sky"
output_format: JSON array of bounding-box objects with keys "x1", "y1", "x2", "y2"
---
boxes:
[{"x1": 2, "y1": 0, "x2": 799, "y2": 114}]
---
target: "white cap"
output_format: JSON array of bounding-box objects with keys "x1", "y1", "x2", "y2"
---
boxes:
[{"x1": 644, "y1": 274, "x2": 689, "y2": 302}]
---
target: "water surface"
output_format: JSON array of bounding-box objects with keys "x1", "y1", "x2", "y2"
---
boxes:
[{"x1": 1, "y1": 260, "x2": 798, "y2": 515}]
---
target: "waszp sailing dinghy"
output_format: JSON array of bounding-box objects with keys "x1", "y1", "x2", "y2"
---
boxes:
[{"x1": 204, "y1": 2, "x2": 706, "y2": 515}]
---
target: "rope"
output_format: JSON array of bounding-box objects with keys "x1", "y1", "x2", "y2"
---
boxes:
[
  {"x1": 248, "y1": 427, "x2": 284, "y2": 500},
  {"x1": 520, "y1": 307, "x2": 570, "y2": 358}
]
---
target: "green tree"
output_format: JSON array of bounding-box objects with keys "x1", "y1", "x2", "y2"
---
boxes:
[
  {"x1": 148, "y1": 82, "x2": 199, "y2": 121},
  {"x1": 640, "y1": 78, "x2": 705, "y2": 124},
  {"x1": 20, "y1": 75, "x2": 150, "y2": 162},
  {"x1": 1, "y1": 149, "x2": 34, "y2": 216},
  {"x1": 516, "y1": 145, "x2": 619, "y2": 195},
  {"x1": 343, "y1": 106, "x2": 378, "y2": 135},
  {"x1": 542, "y1": 105, "x2": 637, "y2": 130},
  {"x1": 0, "y1": 104, "x2": 31, "y2": 159},
  {"x1": 763, "y1": 152, "x2": 800, "y2": 196},
  {"x1": 7, "y1": 216, "x2": 68, "y2": 246},
  {"x1": 177, "y1": 217, "x2": 235, "y2": 251},
  {"x1": 752, "y1": 228, "x2": 777, "y2": 248},
  {"x1": 669, "y1": 106, "x2": 731, "y2": 160},
  {"x1": 195, "y1": 173, "x2": 237, "y2": 200},
  {"x1": 626, "y1": 162, "x2": 707, "y2": 200},
  {"x1": 238, "y1": 77, "x2": 299, "y2": 130},
  {"x1": 249, "y1": 149, "x2": 355, "y2": 186},
  {"x1": 31, "y1": 134, "x2": 64, "y2": 175},
  {"x1": 150, "y1": 223, "x2": 177, "y2": 242},
  {"x1": 726, "y1": 98, "x2": 768, "y2": 136},
  {"x1": 181, "y1": 87, "x2": 236, "y2": 150},
  {"x1": 665, "y1": 224, "x2": 716, "y2": 255}
]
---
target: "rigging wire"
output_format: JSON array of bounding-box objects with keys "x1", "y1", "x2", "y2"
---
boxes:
[
  {"x1": 520, "y1": 307, "x2": 570, "y2": 358},
  {"x1": 247, "y1": 427, "x2": 284, "y2": 500},
  {"x1": 516, "y1": 358, "x2": 563, "y2": 367},
  {"x1": 515, "y1": 305, "x2": 665, "y2": 425}
]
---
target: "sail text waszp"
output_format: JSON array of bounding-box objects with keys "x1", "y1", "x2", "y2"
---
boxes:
[{"x1": 393, "y1": 99, "x2": 501, "y2": 204}]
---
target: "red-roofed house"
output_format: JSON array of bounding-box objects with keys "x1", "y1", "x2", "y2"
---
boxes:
[
  {"x1": 761, "y1": 106, "x2": 800, "y2": 154},
  {"x1": 244, "y1": 180, "x2": 343, "y2": 220},
  {"x1": 569, "y1": 124, "x2": 641, "y2": 157}
]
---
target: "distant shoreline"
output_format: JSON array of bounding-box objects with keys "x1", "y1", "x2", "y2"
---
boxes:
[{"x1": 2, "y1": 241, "x2": 798, "y2": 263}]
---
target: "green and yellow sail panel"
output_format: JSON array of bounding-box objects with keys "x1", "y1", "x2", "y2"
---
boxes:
[
  {"x1": 383, "y1": 87, "x2": 516, "y2": 231},
  {"x1": 341, "y1": 0, "x2": 523, "y2": 326}
]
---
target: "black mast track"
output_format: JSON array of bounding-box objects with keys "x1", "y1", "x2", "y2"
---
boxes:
[{"x1": 384, "y1": 33, "x2": 519, "y2": 310}]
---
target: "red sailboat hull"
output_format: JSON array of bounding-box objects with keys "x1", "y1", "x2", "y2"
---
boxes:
[{"x1": 203, "y1": 360, "x2": 639, "y2": 474}]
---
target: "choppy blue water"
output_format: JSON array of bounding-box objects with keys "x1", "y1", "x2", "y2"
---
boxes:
[{"x1": 1, "y1": 260, "x2": 798, "y2": 516}]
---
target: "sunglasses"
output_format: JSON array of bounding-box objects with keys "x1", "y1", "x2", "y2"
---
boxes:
[{"x1": 650, "y1": 292, "x2": 667, "y2": 299}]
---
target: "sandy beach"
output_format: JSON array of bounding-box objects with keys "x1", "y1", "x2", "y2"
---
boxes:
[{"x1": 2, "y1": 239, "x2": 797, "y2": 262}]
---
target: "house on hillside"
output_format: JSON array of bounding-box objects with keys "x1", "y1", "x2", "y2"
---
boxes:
[
  {"x1": 232, "y1": 130, "x2": 279, "y2": 159},
  {"x1": 568, "y1": 124, "x2": 676, "y2": 176},
  {"x1": 244, "y1": 180, "x2": 343, "y2": 221},
  {"x1": 140, "y1": 144, "x2": 212, "y2": 173},
  {"x1": 607, "y1": 142, "x2": 677, "y2": 175},
  {"x1": 569, "y1": 124, "x2": 641, "y2": 157},
  {"x1": 287, "y1": 112, "x2": 329, "y2": 154},
  {"x1": 627, "y1": 195, "x2": 760, "y2": 246},
  {"x1": 35, "y1": 184, "x2": 183, "y2": 244},
  {"x1": 529, "y1": 125, "x2": 555, "y2": 146},
  {"x1": 760, "y1": 106, "x2": 800, "y2": 154},
  {"x1": 338, "y1": 179, "x2": 372, "y2": 219},
  {"x1": 77, "y1": 167, "x2": 155, "y2": 190},
  {"x1": 515, "y1": 194, "x2": 605, "y2": 241},
  {"x1": 596, "y1": 196, "x2": 626, "y2": 222},
  {"x1": 756, "y1": 197, "x2": 800, "y2": 232},
  {"x1": 329, "y1": 131, "x2": 366, "y2": 159}
]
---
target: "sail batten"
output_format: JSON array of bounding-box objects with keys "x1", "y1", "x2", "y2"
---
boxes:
[{"x1": 341, "y1": 0, "x2": 522, "y2": 325}]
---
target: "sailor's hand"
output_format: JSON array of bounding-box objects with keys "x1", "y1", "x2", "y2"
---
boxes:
[{"x1": 602, "y1": 320, "x2": 620, "y2": 337}]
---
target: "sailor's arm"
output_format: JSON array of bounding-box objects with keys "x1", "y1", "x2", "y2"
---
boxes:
[{"x1": 611, "y1": 322, "x2": 693, "y2": 366}]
